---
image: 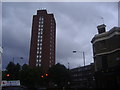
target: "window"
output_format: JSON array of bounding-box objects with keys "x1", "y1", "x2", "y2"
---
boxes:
[
  {"x1": 40, "y1": 39, "x2": 42, "y2": 42},
  {"x1": 36, "y1": 64, "x2": 38, "y2": 66},
  {"x1": 41, "y1": 18, "x2": 44, "y2": 20},
  {"x1": 39, "y1": 59, "x2": 41, "y2": 62},
  {"x1": 39, "y1": 17, "x2": 42, "y2": 20},
  {"x1": 37, "y1": 51, "x2": 39, "y2": 54},
  {"x1": 40, "y1": 43, "x2": 42, "y2": 46},
  {"x1": 39, "y1": 63, "x2": 41, "y2": 66},
  {"x1": 37, "y1": 43, "x2": 39, "y2": 46},
  {"x1": 36, "y1": 59, "x2": 39, "y2": 62},
  {"x1": 38, "y1": 35, "x2": 40, "y2": 38},
  {"x1": 40, "y1": 47, "x2": 42, "y2": 50},
  {"x1": 39, "y1": 55, "x2": 41, "y2": 58},
  {"x1": 41, "y1": 21, "x2": 43, "y2": 24},
  {"x1": 37, "y1": 47, "x2": 39, "y2": 50},
  {"x1": 38, "y1": 39, "x2": 40, "y2": 42},
  {"x1": 40, "y1": 51, "x2": 42, "y2": 54},
  {"x1": 40, "y1": 36, "x2": 42, "y2": 39},
  {"x1": 41, "y1": 31, "x2": 43, "y2": 34},
  {"x1": 37, "y1": 55, "x2": 39, "y2": 58},
  {"x1": 51, "y1": 33, "x2": 53, "y2": 36},
  {"x1": 41, "y1": 28, "x2": 43, "y2": 31},
  {"x1": 41, "y1": 25, "x2": 43, "y2": 27},
  {"x1": 38, "y1": 32, "x2": 40, "y2": 35}
]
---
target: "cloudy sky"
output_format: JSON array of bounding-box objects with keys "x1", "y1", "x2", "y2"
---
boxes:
[{"x1": 2, "y1": 2, "x2": 118, "y2": 69}]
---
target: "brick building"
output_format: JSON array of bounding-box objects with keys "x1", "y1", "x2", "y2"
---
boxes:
[
  {"x1": 70, "y1": 63, "x2": 95, "y2": 88},
  {"x1": 29, "y1": 10, "x2": 56, "y2": 72},
  {"x1": 91, "y1": 24, "x2": 120, "y2": 88}
]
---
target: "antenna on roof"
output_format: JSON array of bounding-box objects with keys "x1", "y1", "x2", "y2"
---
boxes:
[{"x1": 101, "y1": 17, "x2": 104, "y2": 24}]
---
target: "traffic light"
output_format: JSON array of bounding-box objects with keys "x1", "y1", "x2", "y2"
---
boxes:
[
  {"x1": 41, "y1": 75, "x2": 44, "y2": 78},
  {"x1": 6, "y1": 74, "x2": 10, "y2": 77},
  {"x1": 45, "y1": 74, "x2": 48, "y2": 76},
  {"x1": 6, "y1": 74, "x2": 10, "y2": 80}
]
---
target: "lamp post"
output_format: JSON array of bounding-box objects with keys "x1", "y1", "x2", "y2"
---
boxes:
[
  {"x1": 73, "y1": 50, "x2": 86, "y2": 88},
  {"x1": 73, "y1": 51, "x2": 86, "y2": 67}
]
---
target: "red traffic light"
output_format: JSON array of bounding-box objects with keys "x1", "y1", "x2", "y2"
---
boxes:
[
  {"x1": 41, "y1": 75, "x2": 44, "y2": 78},
  {"x1": 6, "y1": 74, "x2": 10, "y2": 77},
  {"x1": 45, "y1": 74, "x2": 48, "y2": 76}
]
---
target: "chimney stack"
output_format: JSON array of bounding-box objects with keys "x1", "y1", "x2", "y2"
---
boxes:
[{"x1": 97, "y1": 24, "x2": 106, "y2": 34}]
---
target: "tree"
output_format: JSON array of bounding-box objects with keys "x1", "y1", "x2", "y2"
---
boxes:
[
  {"x1": 3, "y1": 62, "x2": 21, "y2": 80},
  {"x1": 6, "y1": 62, "x2": 16, "y2": 73},
  {"x1": 14, "y1": 63, "x2": 21, "y2": 79},
  {"x1": 20, "y1": 64, "x2": 43, "y2": 89},
  {"x1": 48, "y1": 63, "x2": 71, "y2": 88},
  {"x1": 22, "y1": 64, "x2": 29, "y2": 71},
  {"x1": 6, "y1": 62, "x2": 16, "y2": 80}
]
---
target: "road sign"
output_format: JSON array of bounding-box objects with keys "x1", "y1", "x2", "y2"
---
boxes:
[{"x1": 1, "y1": 80, "x2": 20, "y2": 86}]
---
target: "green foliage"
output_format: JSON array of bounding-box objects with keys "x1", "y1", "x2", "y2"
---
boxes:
[
  {"x1": 3, "y1": 62, "x2": 44, "y2": 88},
  {"x1": 20, "y1": 64, "x2": 43, "y2": 88},
  {"x1": 48, "y1": 63, "x2": 71, "y2": 87},
  {"x1": 3, "y1": 62, "x2": 71, "y2": 88},
  {"x1": 3, "y1": 62, "x2": 21, "y2": 80}
]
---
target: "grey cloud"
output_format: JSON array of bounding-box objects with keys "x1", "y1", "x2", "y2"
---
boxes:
[{"x1": 2, "y1": 2, "x2": 118, "y2": 69}]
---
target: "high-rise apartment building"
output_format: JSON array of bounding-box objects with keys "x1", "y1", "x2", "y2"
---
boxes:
[{"x1": 29, "y1": 10, "x2": 56, "y2": 72}]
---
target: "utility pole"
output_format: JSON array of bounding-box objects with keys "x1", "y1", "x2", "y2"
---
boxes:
[{"x1": 83, "y1": 52, "x2": 85, "y2": 67}]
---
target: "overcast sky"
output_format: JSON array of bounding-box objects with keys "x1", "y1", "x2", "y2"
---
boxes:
[{"x1": 2, "y1": 2, "x2": 118, "y2": 69}]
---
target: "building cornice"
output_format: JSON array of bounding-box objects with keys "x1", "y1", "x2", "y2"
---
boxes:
[
  {"x1": 91, "y1": 27, "x2": 120, "y2": 44},
  {"x1": 94, "y1": 48, "x2": 120, "y2": 57}
]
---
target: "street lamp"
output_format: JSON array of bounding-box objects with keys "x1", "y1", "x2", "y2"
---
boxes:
[
  {"x1": 73, "y1": 51, "x2": 86, "y2": 67},
  {"x1": 73, "y1": 51, "x2": 86, "y2": 87}
]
